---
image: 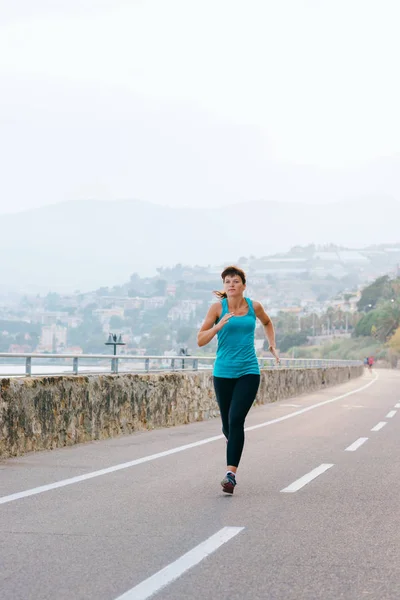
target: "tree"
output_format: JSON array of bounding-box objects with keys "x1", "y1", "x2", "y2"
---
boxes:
[
  {"x1": 124, "y1": 308, "x2": 141, "y2": 328},
  {"x1": 267, "y1": 332, "x2": 308, "y2": 353},
  {"x1": 388, "y1": 327, "x2": 400, "y2": 353},
  {"x1": 109, "y1": 315, "x2": 125, "y2": 329},
  {"x1": 0, "y1": 334, "x2": 9, "y2": 351},
  {"x1": 15, "y1": 332, "x2": 26, "y2": 345},
  {"x1": 129, "y1": 272, "x2": 141, "y2": 285},
  {"x1": 357, "y1": 275, "x2": 391, "y2": 311},
  {"x1": 154, "y1": 279, "x2": 167, "y2": 296},
  {"x1": 375, "y1": 301, "x2": 400, "y2": 341},
  {"x1": 44, "y1": 292, "x2": 62, "y2": 311},
  {"x1": 175, "y1": 280, "x2": 187, "y2": 299},
  {"x1": 0, "y1": 320, "x2": 40, "y2": 336},
  {"x1": 275, "y1": 312, "x2": 298, "y2": 335},
  {"x1": 67, "y1": 314, "x2": 103, "y2": 349},
  {"x1": 83, "y1": 333, "x2": 109, "y2": 353},
  {"x1": 145, "y1": 324, "x2": 170, "y2": 355},
  {"x1": 354, "y1": 310, "x2": 380, "y2": 337},
  {"x1": 177, "y1": 326, "x2": 194, "y2": 344},
  {"x1": 95, "y1": 286, "x2": 110, "y2": 297},
  {"x1": 83, "y1": 303, "x2": 98, "y2": 319},
  {"x1": 128, "y1": 288, "x2": 140, "y2": 297},
  {"x1": 355, "y1": 300, "x2": 400, "y2": 342}
]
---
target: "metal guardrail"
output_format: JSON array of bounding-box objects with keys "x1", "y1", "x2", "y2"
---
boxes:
[{"x1": 0, "y1": 352, "x2": 363, "y2": 377}]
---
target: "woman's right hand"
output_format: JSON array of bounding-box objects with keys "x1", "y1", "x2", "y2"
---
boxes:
[
  {"x1": 216, "y1": 312, "x2": 234, "y2": 330},
  {"x1": 269, "y1": 346, "x2": 280, "y2": 364}
]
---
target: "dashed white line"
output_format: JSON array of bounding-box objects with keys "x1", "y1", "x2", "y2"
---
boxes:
[
  {"x1": 395, "y1": 404, "x2": 400, "y2": 409},
  {"x1": 281, "y1": 464, "x2": 334, "y2": 493},
  {"x1": 114, "y1": 527, "x2": 244, "y2": 600},
  {"x1": 371, "y1": 422, "x2": 387, "y2": 432},
  {"x1": 0, "y1": 373, "x2": 378, "y2": 506},
  {"x1": 345, "y1": 437, "x2": 368, "y2": 452},
  {"x1": 386, "y1": 410, "x2": 397, "y2": 419}
]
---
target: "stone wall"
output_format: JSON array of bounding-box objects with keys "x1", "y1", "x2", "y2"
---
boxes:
[{"x1": 0, "y1": 366, "x2": 363, "y2": 458}]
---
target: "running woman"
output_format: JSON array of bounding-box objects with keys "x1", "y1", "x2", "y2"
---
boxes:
[{"x1": 197, "y1": 265, "x2": 279, "y2": 494}]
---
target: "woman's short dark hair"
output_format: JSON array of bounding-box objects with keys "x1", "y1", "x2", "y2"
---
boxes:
[{"x1": 214, "y1": 265, "x2": 246, "y2": 298}]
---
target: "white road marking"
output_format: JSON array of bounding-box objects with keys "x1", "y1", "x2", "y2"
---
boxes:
[
  {"x1": 0, "y1": 373, "x2": 378, "y2": 506},
  {"x1": 345, "y1": 437, "x2": 368, "y2": 452},
  {"x1": 371, "y1": 422, "x2": 387, "y2": 432},
  {"x1": 386, "y1": 410, "x2": 397, "y2": 418},
  {"x1": 0, "y1": 436, "x2": 222, "y2": 506},
  {"x1": 395, "y1": 404, "x2": 400, "y2": 408},
  {"x1": 114, "y1": 527, "x2": 244, "y2": 600},
  {"x1": 280, "y1": 404, "x2": 301, "y2": 407},
  {"x1": 281, "y1": 464, "x2": 334, "y2": 493},
  {"x1": 246, "y1": 372, "x2": 378, "y2": 434}
]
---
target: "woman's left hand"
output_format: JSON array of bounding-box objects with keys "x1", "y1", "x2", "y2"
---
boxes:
[{"x1": 269, "y1": 346, "x2": 280, "y2": 364}]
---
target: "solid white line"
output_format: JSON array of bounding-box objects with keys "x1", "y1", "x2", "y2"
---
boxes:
[
  {"x1": 114, "y1": 527, "x2": 244, "y2": 600},
  {"x1": 395, "y1": 404, "x2": 400, "y2": 409},
  {"x1": 245, "y1": 372, "x2": 378, "y2": 433},
  {"x1": 0, "y1": 436, "x2": 222, "y2": 506},
  {"x1": 0, "y1": 373, "x2": 378, "y2": 506},
  {"x1": 371, "y1": 422, "x2": 387, "y2": 432},
  {"x1": 386, "y1": 410, "x2": 397, "y2": 419},
  {"x1": 281, "y1": 463, "x2": 334, "y2": 493},
  {"x1": 345, "y1": 437, "x2": 368, "y2": 452}
]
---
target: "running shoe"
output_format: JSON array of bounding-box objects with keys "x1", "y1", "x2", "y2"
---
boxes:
[{"x1": 221, "y1": 472, "x2": 236, "y2": 494}]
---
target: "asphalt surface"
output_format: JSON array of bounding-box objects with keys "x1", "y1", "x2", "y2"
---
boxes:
[{"x1": 0, "y1": 369, "x2": 399, "y2": 600}]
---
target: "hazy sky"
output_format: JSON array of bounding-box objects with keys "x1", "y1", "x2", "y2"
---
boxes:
[{"x1": 1, "y1": 0, "x2": 399, "y2": 214}]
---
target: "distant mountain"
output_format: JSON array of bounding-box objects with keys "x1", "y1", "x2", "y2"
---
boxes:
[{"x1": 1, "y1": 197, "x2": 399, "y2": 292}]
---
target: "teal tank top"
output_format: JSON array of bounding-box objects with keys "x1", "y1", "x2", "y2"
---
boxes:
[{"x1": 213, "y1": 297, "x2": 260, "y2": 378}]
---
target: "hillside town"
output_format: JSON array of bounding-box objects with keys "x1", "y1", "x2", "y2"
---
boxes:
[{"x1": 1, "y1": 244, "x2": 399, "y2": 359}]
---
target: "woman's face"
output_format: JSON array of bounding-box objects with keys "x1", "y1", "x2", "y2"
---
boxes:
[{"x1": 223, "y1": 274, "x2": 246, "y2": 297}]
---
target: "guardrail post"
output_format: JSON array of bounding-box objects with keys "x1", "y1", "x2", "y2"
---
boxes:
[
  {"x1": 25, "y1": 357, "x2": 31, "y2": 377},
  {"x1": 73, "y1": 357, "x2": 78, "y2": 375},
  {"x1": 171, "y1": 358, "x2": 175, "y2": 371},
  {"x1": 145, "y1": 358, "x2": 150, "y2": 372},
  {"x1": 193, "y1": 359, "x2": 198, "y2": 370}
]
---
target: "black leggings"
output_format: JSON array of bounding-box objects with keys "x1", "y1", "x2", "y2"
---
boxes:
[{"x1": 213, "y1": 374, "x2": 260, "y2": 468}]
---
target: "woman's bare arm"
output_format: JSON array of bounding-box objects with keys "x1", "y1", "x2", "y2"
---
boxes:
[
  {"x1": 253, "y1": 301, "x2": 280, "y2": 362},
  {"x1": 197, "y1": 302, "x2": 234, "y2": 347}
]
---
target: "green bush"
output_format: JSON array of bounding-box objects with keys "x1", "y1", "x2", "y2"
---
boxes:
[{"x1": 289, "y1": 336, "x2": 381, "y2": 360}]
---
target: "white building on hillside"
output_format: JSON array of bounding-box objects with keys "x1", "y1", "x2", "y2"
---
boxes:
[{"x1": 39, "y1": 325, "x2": 67, "y2": 351}]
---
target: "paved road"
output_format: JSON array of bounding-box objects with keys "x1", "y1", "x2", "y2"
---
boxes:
[{"x1": 1, "y1": 370, "x2": 399, "y2": 600}]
